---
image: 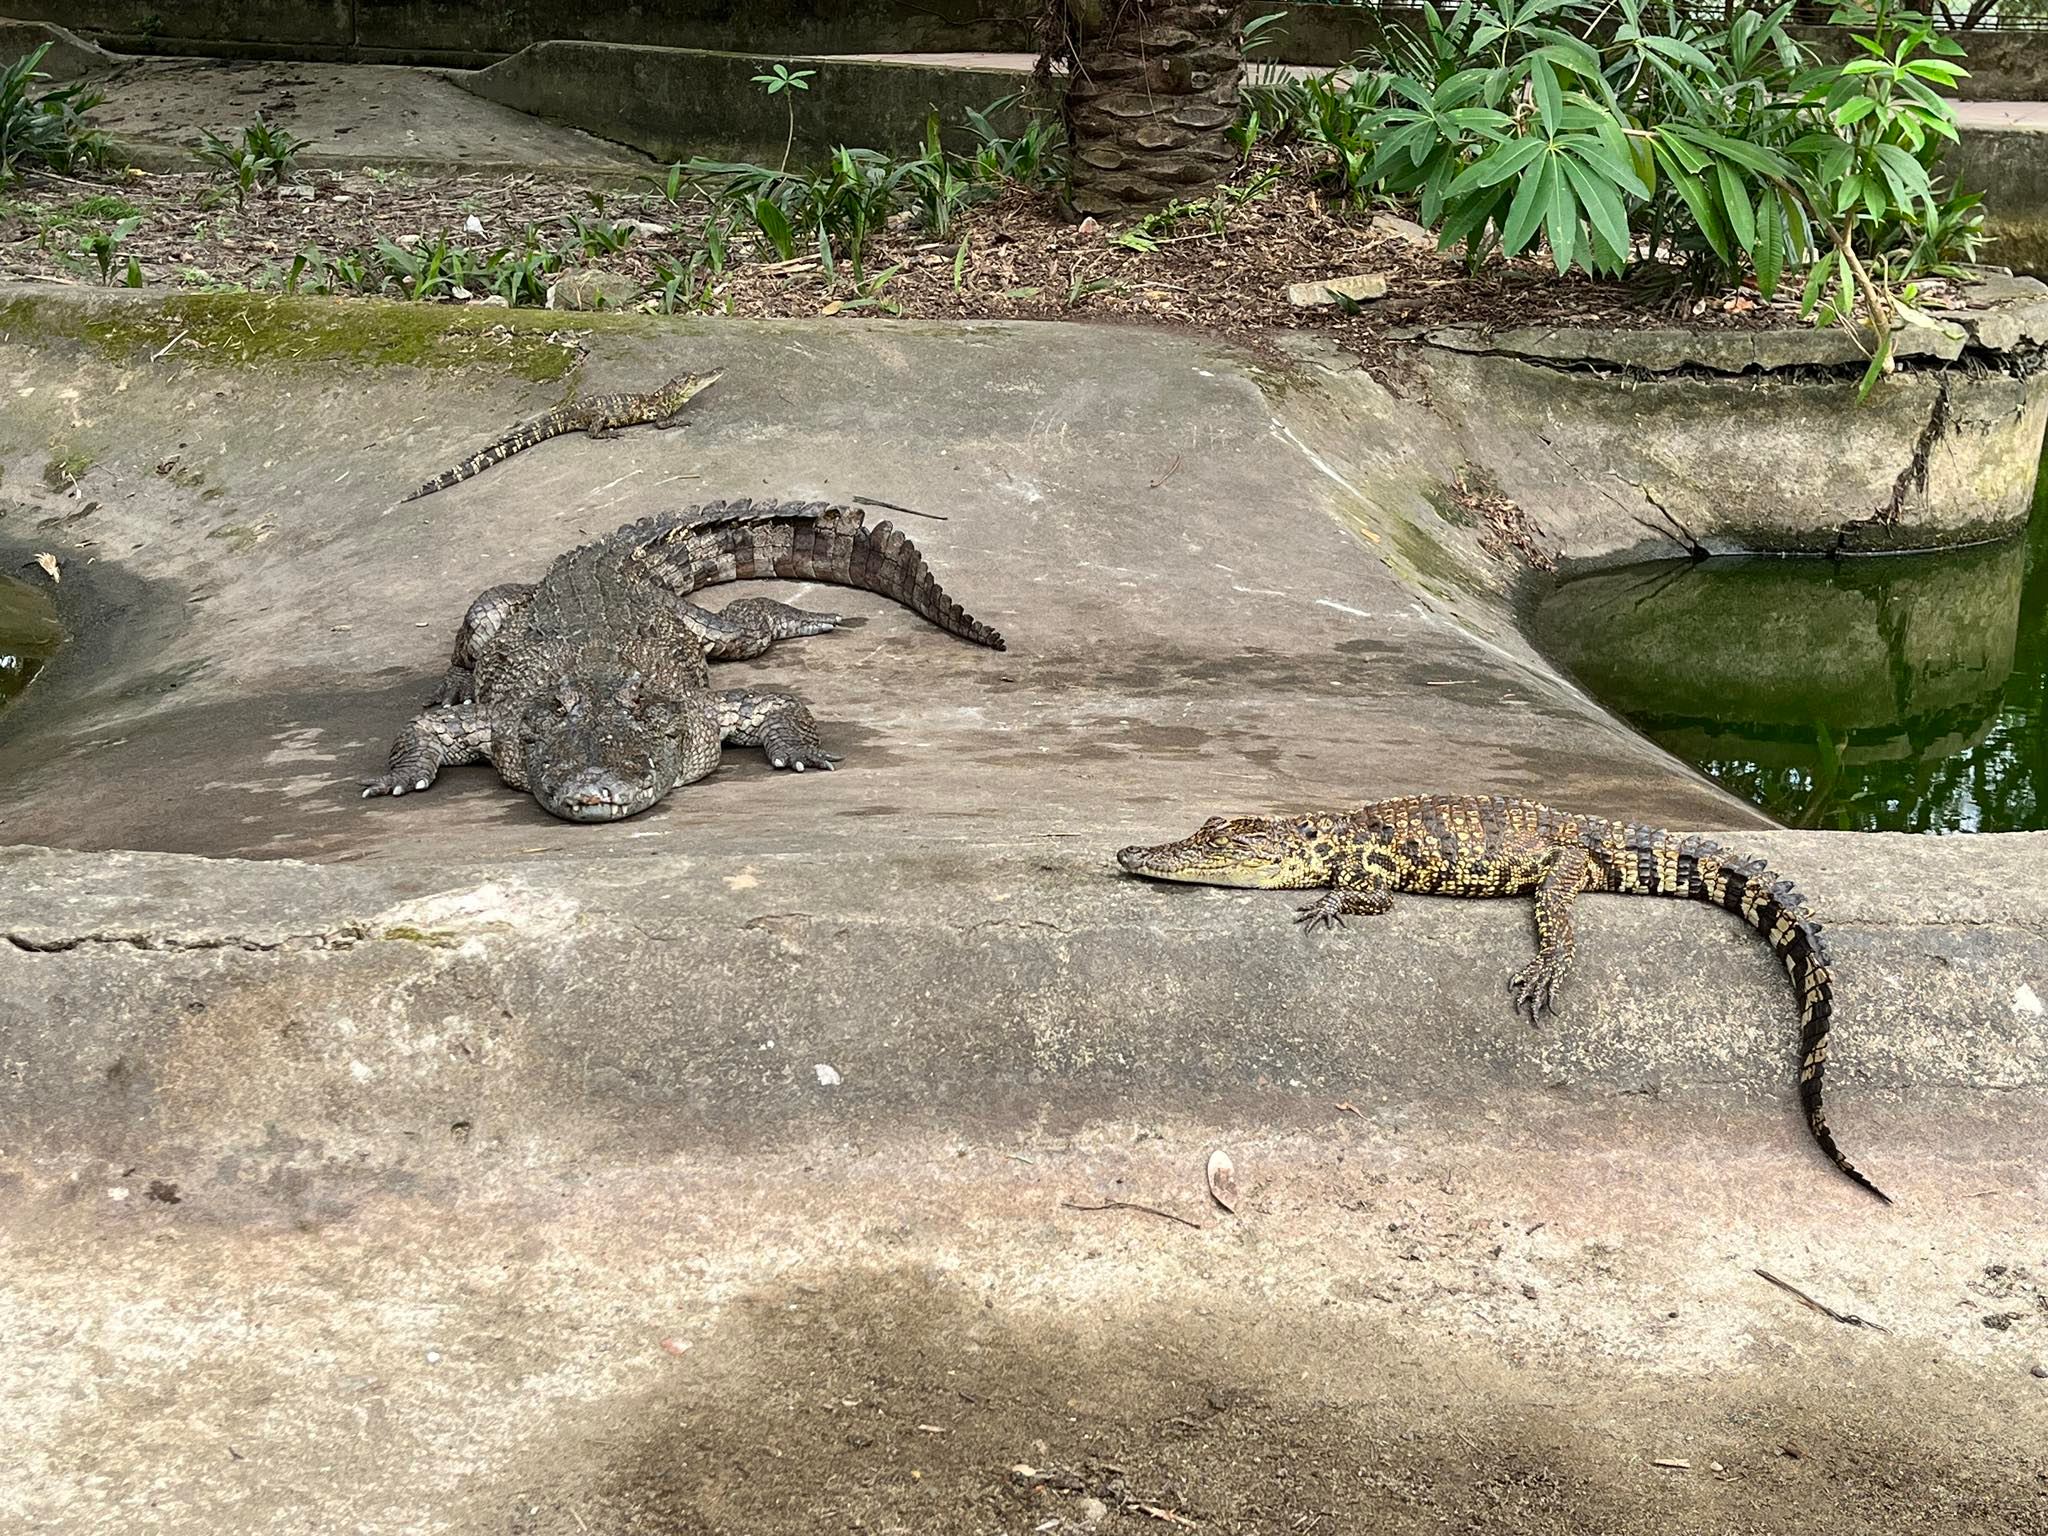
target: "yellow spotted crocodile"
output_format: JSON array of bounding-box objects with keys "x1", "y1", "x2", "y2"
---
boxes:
[
  {"x1": 400, "y1": 371, "x2": 723, "y2": 502},
  {"x1": 1117, "y1": 794, "x2": 1887, "y2": 1203}
]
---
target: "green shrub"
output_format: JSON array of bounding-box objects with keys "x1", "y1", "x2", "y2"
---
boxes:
[
  {"x1": 0, "y1": 44, "x2": 112, "y2": 185},
  {"x1": 1273, "y1": 0, "x2": 1978, "y2": 388}
]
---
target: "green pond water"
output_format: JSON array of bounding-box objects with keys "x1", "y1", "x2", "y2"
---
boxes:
[
  {"x1": 0, "y1": 572, "x2": 63, "y2": 718},
  {"x1": 1532, "y1": 474, "x2": 2048, "y2": 834}
]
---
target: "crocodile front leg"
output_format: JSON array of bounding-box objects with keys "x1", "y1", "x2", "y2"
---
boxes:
[
  {"x1": 1510, "y1": 845, "x2": 1591, "y2": 1021},
  {"x1": 1295, "y1": 884, "x2": 1394, "y2": 931},
  {"x1": 362, "y1": 702, "x2": 491, "y2": 799},
  {"x1": 717, "y1": 688, "x2": 839, "y2": 772},
  {"x1": 432, "y1": 582, "x2": 536, "y2": 706}
]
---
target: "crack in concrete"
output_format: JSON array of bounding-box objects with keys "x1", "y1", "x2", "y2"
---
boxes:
[
  {"x1": 4, "y1": 924, "x2": 376, "y2": 955},
  {"x1": 1884, "y1": 372, "x2": 1952, "y2": 524}
]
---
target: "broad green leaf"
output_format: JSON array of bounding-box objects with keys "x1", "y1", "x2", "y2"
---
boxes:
[
  {"x1": 1755, "y1": 200, "x2": 1784, "y2": 299},
  {"x1": 1715, "y1": 160, "x2": 1756, "y2": 250},
  {"x1": 1531, "y1": 56, "x2": 1563, "y2": 132},
  {"x1": 1502, "y1": 155, "x2": 1554, "y2": 255},
  {"x1": 1545, "y1": 161, "x2": 1579, "y2": 274},
  {"x1": 1447, "y1": 134, "x2": 1545, "y2": 195},
  {"x1": 1654, "y1": 140, "x2": 1731, "y2": 264},
  {"x1": 1558, "y1": 150, "x2": 1631, "y2": 265}
]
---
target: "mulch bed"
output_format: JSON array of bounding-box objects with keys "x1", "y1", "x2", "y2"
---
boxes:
[{"x1": 0, "y1": 151, "x2": 1933, "y2": 372}]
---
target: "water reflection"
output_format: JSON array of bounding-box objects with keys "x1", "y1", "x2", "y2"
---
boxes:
[
  {"x1": 1532, "y1": 520, "x2": 2048, "y2": 833},
  {"x1": 0, "y1": 572, "x2": 64, "y2": 718}
]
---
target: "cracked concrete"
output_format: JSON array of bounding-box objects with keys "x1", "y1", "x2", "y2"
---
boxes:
[{"x1": 1, "y1": 289, "x2": 2045, "y2": 1532}]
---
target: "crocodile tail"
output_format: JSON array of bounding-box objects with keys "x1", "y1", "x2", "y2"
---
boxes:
[
  {"x1": 400, "y1": 415, "x2": 567, "y2": 503},
  {"x1": 626, "y1": 499, "x2": 1006, "y2": 651},
  {"x1": 1688, "y1": 844, "x2": 1892, "y2": 1205},
  {"x1": 831, "y1": 516, "x2": 1006, "y2": 651}
]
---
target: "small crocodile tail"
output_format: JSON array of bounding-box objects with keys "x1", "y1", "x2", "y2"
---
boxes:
[
  {"x1": 627, "y1": 500, "x2": 1006, "y2": 650},
  {"x1": 1687, "y1": 841, "x2": 1890, "y2": 1205},
  {"x1": 400, "y1": 416, "x2": 567, "y2": 503}
]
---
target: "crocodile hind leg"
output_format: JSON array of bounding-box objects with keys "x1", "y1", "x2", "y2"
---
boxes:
[
  {"x1": 1511, "y1": 844, "x2": 1592, "y2": 1021},
  {"x1": 431, "y1": 582, "x2": 535, "y2": 705},
  {"x1": 362, "y1": 702, "x2": 491, "y2": 799},
  {"x1": 716, "y1": 688, "x2": 839, "y2": 772},
  {"x1": 1295, "y1": 884, "x2": 1394, "y2": 931},
  {"x1": 690, "y1": 597, "x2": 844, "y2": 662}
]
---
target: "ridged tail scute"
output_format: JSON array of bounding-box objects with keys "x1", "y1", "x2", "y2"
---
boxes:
[
  {"x1": 623, "y1": 499, "x2": 1006, "y2": 651},
  {"x1": 1694, "y1": 846, "x2": 1892, "y2": 1205}
]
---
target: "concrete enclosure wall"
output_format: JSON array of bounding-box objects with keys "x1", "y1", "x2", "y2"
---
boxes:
[
  {"x1": 461, "y1": 44, "x2": 1036, "y2": 167},
  {"x1": 11, "y1": 1, "x2": 2048, "y2": 92}
]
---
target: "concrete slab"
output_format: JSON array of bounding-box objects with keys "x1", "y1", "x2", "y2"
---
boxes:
[
  {"x1": 83, "y1": 57, "x2": 651, "y2": 174},
  {"x1": 1, "y1": 289, "x2": 2044, "y2": 1532}
]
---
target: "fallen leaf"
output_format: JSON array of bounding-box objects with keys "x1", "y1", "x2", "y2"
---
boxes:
[
  {"x1": 1206, "y1": 1149, "x2": 1238, "y2": 1213},
  {"x1": 32, "y1": 552, "x2": 58, "y2": 583}
]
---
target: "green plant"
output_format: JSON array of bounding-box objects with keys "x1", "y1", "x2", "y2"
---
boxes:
[
  {"x1": 75, "y1": 215, "x2": 141, "y2": 285},
  {"x1": 0, "y1": 44, "x2": 112, "y2": 185},
  {"x1": 690, "y1": 147, "x2": 909, "y2": 280},
  {"x1": 901, "y1": 113, "x2": 975, "y2": 240},
  {"x1": 1787, "y1": 0, "x2": 1975, "y2": 386},
  {"x1": 753, "y1": 62, "x2": 816, "y2": 172},
  {"x1": 71, "y1": 192, "x2": 139, "y2": 221},
  {"x1": 240, "y1": 114, "x2": 306, "y2": 178},
  {"x1": 1286, "y1": 0, "x2": 1975, "y2": 393},
  {"x1": 373, "y1": 232, "x2": 469, "y2": 301},
  {"x1": 961, "y1": 96, "x2": 1063, "y2": 187},
  {"x1": 566, "y1": 213, "x2": 636, "y2": 257},
  {"x1": 196, "y1": 114, "x2": 307, "y2": 205}
]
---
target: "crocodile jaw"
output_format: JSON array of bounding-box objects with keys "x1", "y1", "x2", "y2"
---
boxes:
[{"x1": 1117, "y1": 816, "x2": 1322, "y2": 889}]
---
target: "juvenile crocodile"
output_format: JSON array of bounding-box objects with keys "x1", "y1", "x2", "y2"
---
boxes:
[
  {"x1": 399, "y1": 372, "x2": 723, "y2": 502},
  {"x1": 362, "y1": 499, "x2": 1004, "y2": 820},
  {"x1": 1117, "y1": 795, "x2": 1888, "y2": 1203}
]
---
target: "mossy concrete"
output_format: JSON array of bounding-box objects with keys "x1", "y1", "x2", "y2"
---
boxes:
[{"x1": 0, "y1": 289, "x2": 588, "y2": 380}]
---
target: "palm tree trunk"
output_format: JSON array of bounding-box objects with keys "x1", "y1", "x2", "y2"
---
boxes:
[{"x1": 1058, "y1": 1, "x2": 1246, "y2": 217}]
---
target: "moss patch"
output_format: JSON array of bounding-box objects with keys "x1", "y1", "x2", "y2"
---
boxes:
[
  {"x1": 376, "y1": 924, "x2": 461, "y2": 948},
  {"x1": 43, "y1": 450, "x2": 91, "y2": 489},
  {"x1": 0, "y1": 291, "x2": 594, "y2": 383}
]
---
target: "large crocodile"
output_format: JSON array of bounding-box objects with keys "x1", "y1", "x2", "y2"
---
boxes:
[
  {"x1": 1117, "y1": 795, "x2": 1888, "y2": 1203},
  {"x1": 362, "y1": 499, "x2": 1004, "y2": 820}
]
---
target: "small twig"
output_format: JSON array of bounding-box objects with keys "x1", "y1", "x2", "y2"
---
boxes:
[
  {"x1": 1148, "y1": 453, "x2": 1182, "y2": 489},
  {"x1": 853, "y1": 494, "x2": 947, "y2": 521},
  {"x1": 150, "y1": 329, "x2": 189, "y2": 362},
  {"x1": 1754, "y1": 1269, "x2": 1891, "y2": 1333},
  {"x1": 1063, "y1": 1198, "x2": 1205, "y2": 1230}
]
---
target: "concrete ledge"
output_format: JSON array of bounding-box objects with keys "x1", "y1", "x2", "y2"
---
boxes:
[
  {"x1": 461, "y1": 41, "x2": 1035, "y2": 165},
  {"x1": 0, "y1": 18, "x2": 117, "y2": 76},
  {"x1": 1401, "y1": 273, "x2": 2048, "y2": 561},
  {"x1": 1951, "y1": 118, "x2": 2048, "y2": 280}
]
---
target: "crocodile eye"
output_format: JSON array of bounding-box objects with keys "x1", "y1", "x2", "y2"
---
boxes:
[{"x1": 1201, "y1": 816, "x2": 1230, "y2": 833}]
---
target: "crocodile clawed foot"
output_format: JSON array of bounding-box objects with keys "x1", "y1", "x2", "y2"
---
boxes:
[
  {"x1": 361, "y1": 771, "x2": 434, "y2": 800},
  {"x1": 1508, "y1": 962, "x2": 1562, "y2": 1023},
  {"x1": 1295, "y1": 893, "x2": 1346, "y2": 932},
  {"x1": 767, "y1": 744, "x2": 840, "y2": 773}
]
